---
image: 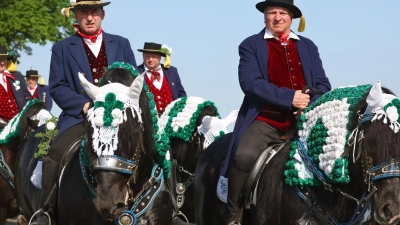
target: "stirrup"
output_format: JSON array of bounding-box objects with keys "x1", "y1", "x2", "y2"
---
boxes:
[
  {"x1": 28, "y1": 208, "x2": 51, "y2": 225},
  {"x1": 173, "y1": 210, "x2": 189, "y2": 223}
]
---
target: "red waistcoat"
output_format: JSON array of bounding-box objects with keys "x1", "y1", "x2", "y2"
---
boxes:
[
  {"x1": 256, "y1": 38, "x2": 306, "y2": 131},
  {"x1": 32, "y1": 88, "x2": 39, "y2": 99},
  {"x1": 83, "y1": 40, "x2": 108, "y2": 85},
  {"x1": 0, "y1": 82, "x2": 19, "y2": 122},
  {"x1": 145, "y1": 73, "x2": 173, "y2": 115}
]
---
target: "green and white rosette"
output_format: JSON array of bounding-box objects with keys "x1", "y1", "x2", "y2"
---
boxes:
[{"x1": 285, "y1": 84, "x2": 372, "y2": 186}]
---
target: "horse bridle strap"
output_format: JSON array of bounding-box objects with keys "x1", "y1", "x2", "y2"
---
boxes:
[
  {"x1": 368, "y1": 159, "x2": 400, "y2": 181},
  {"x1": 296, "y1": 186, "x2": 370, "y2": 225},
  {"x1": 91, "y1": 155, "x2": 136, "y2": 174}
]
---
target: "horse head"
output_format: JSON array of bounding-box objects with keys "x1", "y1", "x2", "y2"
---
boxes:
[
  {"x1": 353, "y1": 82, "x2": 400, "y2": 224},
  {"x1": 80, "y1": 66, "x2": 157, "y2": 220}
]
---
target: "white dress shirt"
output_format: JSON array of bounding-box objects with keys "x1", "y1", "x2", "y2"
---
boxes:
[
  {"x1": 83, "y1": 33, "x2": 103, "y2": 57},
  {"x1": 0, "y1": 70, "x2": 11, "y2": 91}
]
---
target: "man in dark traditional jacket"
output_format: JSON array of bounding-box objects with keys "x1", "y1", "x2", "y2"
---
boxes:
[
  {"x1": 222, "y1": 0, "x2": 331, "y2": 224},
  {"x1": 137, "y1": 42, "x2": 186, "y2": 114},
  {"x1": 25, "y1": 69, "x2": 53, "y2": 110},
  {"x1": 30, "y1": 1, "x2": 137, "y2": 224}
]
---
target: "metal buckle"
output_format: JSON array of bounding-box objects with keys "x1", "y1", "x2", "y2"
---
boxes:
[{"x1": 323, "y1": 182, "x2": 333, "y2": 192}]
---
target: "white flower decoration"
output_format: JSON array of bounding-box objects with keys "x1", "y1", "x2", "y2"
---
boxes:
[
  {"x1": 46, "y1": 122, "x2": 56, "y2": 130},
  {"x1": 112, "y1": 108, "x2": 123, "y2": 119},
  {"x1": 386, "y1": 106, "x2": 399, "y2": 122},
  {"x1": 94, "y1": 117, "x2": 104, "y2": 127},
  {"x1": 94, "y1": 107, "x2": 105, "y2": 117},
  {"x1": 69, "y1": 0, "x2": 76, "y2": 6}
]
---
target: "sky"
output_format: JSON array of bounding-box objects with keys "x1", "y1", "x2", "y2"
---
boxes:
[{"x1": 16, "y1": 0, "x2": 400, "y2": 130}]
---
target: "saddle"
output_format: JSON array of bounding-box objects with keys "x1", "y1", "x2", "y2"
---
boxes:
[{"x1": 240, "y1": 127, "x2": 297, "y2": 207}]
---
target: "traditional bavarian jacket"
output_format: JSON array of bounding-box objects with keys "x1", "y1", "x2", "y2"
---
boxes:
[
  {"x1": 29, "y1": 84, "x2": 53, "y2": 110},
  {"x1": 221, "y1": 28, "x2": 331, "y2": 177},
  {"x1": 255, "y1": 37, "x2": 306, "y2": 131},
  {"x1": 0, "y1": 71, "x2": 32, "y2": 121},
  {"x1": 49, "y1": 32, "x2": 137, "y2": 137},
  {"x1": 137, "y1": 64, "x2": 186, "y2": 102}
]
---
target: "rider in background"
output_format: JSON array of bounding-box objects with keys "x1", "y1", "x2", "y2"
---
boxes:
[
  {"x1": 137, "y1": 42, "x2": 186, "y2": 115},
  {"x1": 30, "y1": 1, "x2": 137, "y2": 224},
  {"x1": 221, "y1": 0, "x2": 331, "y2": 224},
  {"x1": 0, "y1": 45, "x2": 32, "y2": 123},
  {"x1": 25, "y1": 69, "x2": 53, "y2": 111}
]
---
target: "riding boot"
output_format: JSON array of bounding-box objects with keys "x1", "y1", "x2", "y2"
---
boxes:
[
  {"x1": 30, "y1": 156, "x2": 60, "y2": 225},
  {"x1": 224, "y1": 167, "x2": 249, "y2": 225}
]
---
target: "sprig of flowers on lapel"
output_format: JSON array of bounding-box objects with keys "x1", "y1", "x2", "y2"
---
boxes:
[{"x1": 13, "y1": 80, "x2": 20, "y2": 91}]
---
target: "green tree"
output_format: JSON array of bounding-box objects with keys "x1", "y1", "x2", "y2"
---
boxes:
[{"x1": 0, "y1": 0, "x2": 75, "y2": 59}]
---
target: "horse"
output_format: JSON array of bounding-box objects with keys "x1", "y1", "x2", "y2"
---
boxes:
[
  {"x1": 195, "y1": 83, "x2": 400, "y2": 225},
  {"x1": 0, "y1": 100, "x2": 48, "y2": 225},
  {"x1": 161, "y1": 98, "x2": 237, "y2": 222},
  {"x1": 15, "y1": 64, "x2": 193, "y2": 225}
]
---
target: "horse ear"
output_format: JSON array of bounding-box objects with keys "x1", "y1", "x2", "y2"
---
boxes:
[
  {"x1": 78, "y1": 72, "x2": 100, "y2": 100},
  {"x1": 366, "y1": 81, "x2": 383, "y2": 111},
  {"x1": 128, "y1": 72, "x2": 145, "y2": 99},
  {"x1": 201, "y1": 116, "x2": 213, "y2": 129},
  {"x1": 223, "y1": 110, "x2": 239, "y2": 127}
]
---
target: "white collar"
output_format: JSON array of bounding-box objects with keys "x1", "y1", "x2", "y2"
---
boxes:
[{"x1": 263, "y1": 29, "x2": 300, "y2": 41}]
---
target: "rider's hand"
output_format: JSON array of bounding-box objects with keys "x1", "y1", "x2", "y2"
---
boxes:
[
  {"x1": 292, "y1": 89, "x2": 310, "y2": 110},
  {"x1": 82, "y1": 102, "x2": 90, "y2": 115}
]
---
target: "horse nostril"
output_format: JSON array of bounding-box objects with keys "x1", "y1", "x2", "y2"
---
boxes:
[
  {"x1": 383, "y1": 204, "x2": 393, "y2": 221},
  {"x1": 116, "y1": 203, "x2": 125, "y2": 211}
]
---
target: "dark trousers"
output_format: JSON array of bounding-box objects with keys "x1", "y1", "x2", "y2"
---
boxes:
[
  {"x1": 228, "y1": 120, "x2": 284, "y2": 211},
  {"x1": 48, "y1": 123, "x2": 85, "y2": 163}
]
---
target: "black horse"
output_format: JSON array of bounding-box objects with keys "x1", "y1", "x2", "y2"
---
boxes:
[
  {"x1": 168, "y1": 104, "x2": 219, "y2": 222},
  {"x1": 15, "y1": 67, "x2": 192, "y2": 225},
  {"x1": 0, "y1": 100, "x2": 47, "y2": 225},
  {"x1": 195, "y1": 85, "x2": 400, "y2": 225}
]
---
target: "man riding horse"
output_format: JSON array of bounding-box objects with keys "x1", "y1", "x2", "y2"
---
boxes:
[
  {"x1": 221, "y1": 0, "x2": 331, "y2": 224},
  {"x1": 29, "y1": 0, "x2": 137, "y2": 224}
]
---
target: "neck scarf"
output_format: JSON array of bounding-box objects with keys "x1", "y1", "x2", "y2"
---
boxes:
[{"x1": 73, "y1": 24, "x2": 103, "y2": 43}]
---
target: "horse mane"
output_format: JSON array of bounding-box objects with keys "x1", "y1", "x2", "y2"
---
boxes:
[
  {"x1": 85, "y1": 68, "x2": 156, "y2": 173},
  {"x1": 170, "y1": 105, "x2": 218, "y2": 163},
  {"x1": 258, "y1": 86, "x2": 398, "y2": 223}
]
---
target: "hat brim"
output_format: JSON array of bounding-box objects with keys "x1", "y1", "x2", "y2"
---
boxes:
[
  {"x1": 0, "y1": 54, "x2": 12, "y2": 59},
  {"x1": 256, "y1": 1, "x2": 302, "y2": 18},
  {"x1": 26, "y1": 75, "x2": 40, "y2": 78},
  {"x1": 72, "y1": 2, "x2": 111, "y2": 10},
  {"x1": 137, "y1": 49, "x2": 166, "y2": 57}
]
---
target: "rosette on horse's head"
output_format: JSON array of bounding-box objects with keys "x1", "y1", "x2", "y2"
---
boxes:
[{"x1": 78, "y1": 65, "x2": 144, "y2": 157}]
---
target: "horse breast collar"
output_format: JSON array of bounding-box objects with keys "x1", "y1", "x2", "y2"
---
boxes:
[{"x1": 0, "y1": 149, "x2": 14, "y2": 189}]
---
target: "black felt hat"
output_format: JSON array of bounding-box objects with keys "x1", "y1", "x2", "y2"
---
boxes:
[
  {"x1": 0, "y1": 45, "x2": 11, "y2": 59},
  {"x1": 137, "y1": 42, "x2": 166, "y2": 57},
  {"x1": 25, "y1": 70, "x2": 40, "y2": 78},
  {"x1": 256, "y1": 0, "x2": 302, "y2": 18}
]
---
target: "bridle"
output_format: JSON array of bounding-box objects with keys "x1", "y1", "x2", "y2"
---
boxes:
[
  {"x1": 174, "y1": 131, "x2": 203, "y2": 209},
  {"x1": 89, "y1": 125, "x2": 165, "y2": 225},
  {"x1": 296, "y1": 112, "x2": 400, "y2": 225}
]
